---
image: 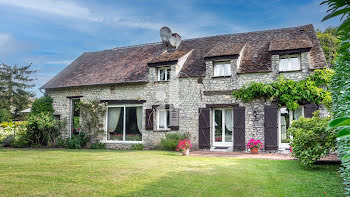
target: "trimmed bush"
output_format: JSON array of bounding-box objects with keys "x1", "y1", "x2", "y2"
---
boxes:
[
  {"x1": 159, "y1": 133, "x2": 189, "y2": 151},
  {"x1": 30, "y1": 96, "x2": 54, "y2": 115},
  {"x1": 288, "y1": 111, "x2": 336, "y2": 166}
]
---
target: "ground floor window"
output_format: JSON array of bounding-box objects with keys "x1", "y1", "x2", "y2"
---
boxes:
[
  {"x1": 213, "y1": 109, "x2": 233, "y2": 146},
  {"x1": 107, "y1": 105, "x2": 143, "y2": 142},
  {"x1": 157, "y1": 109, "x2": 170, "y2": 130},
  {"x1": 279, "y1": 106, "x2": 303, "y2": 147}
]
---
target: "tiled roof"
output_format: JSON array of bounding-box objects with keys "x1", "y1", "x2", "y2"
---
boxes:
[
  {"x1": 204, "y1": 42, "x2": 245, "y2": 58},
  {"x1": 41, "y1": 24, "x2": 326, "y2": 89},
  {"x1": 148, "y1": 50, "x2": 191, "y2": 64}
]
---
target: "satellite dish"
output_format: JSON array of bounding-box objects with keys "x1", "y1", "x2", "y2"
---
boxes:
[
  {"x1": 160, "y1": 26, "x2": 172, "y2": 41},
  {"x1": 169, "y1": 33, "x2": 181, "y2": 48}
]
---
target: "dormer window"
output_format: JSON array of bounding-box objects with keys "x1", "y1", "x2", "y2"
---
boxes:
[
  {"x1": 158, "y1": 67, "x2": 170, "y2": 81},
  {"x1": 279, "y1": 54, "x2": 301, "y2": 72},
  {"x1": 213, "y1": 61, "x2": 231, "y2": 77}
]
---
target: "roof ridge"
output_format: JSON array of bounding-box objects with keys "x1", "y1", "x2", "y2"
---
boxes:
[
  {"x1": 105, "y1": 24, "x2": 312, "y2": 51},
  {"x1": 183, "y1": 24, "x2": 313, "y2": 42},
  {"x1": 111, "y1": 41, "x2": 162, "y2": 50}
]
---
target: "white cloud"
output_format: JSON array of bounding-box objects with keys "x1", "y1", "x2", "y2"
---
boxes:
[
  {"x1": 0, "y1": 33, "x2": 32, "y2": 58},
  {"x1": 0, "y1": 0, "x2": 103, "y2": 22},
  {"x1": 47, "y1": 59, "x2": 72, "y2": 65}
]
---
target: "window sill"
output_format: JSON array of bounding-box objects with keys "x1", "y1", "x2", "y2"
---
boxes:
[
  {"x1": 212, "y1": 76, "x2": 231, "y2": 78},
  {"x1": 154, "y1": 129, "x2": 171, "y2": 132},
  {"x1": 278, "y1": 69, "x2": 301, "y2": 73},
  {"x1": 104, "y1": 140, "x2": 143, "y2": 144},
  {"x1": 155, "y1": 80, "x2": 170, "y2": 83}
]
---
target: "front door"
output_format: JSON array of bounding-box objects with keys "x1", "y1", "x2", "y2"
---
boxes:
[
  {"x1": 279, "y1": 106, "x2": 303, "y2": 149},
  {"x1": 213, "y1": 109, "x2": 233, "y2": 147}
]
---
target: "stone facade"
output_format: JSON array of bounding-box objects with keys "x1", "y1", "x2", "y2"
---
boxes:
[{"x1": 46, "y1": 51, "x2": 324, "y2": 151}]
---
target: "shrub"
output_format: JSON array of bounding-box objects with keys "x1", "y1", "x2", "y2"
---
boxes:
[
  {"x1": 2, "y1": 135, "x2": 15, "y2": 147},
  {"x1": 131, "y1": 143, "x2": 144, "y2": 150},
  {"x1": 65, "y1": 132, "x2": 89, "y2": 149},
  {"x1": 26, "y1": 113, "x2": 63, "y2": 146},
  {"x1": 57, "y1": 137, "x2": 66, "y2": 148},
  {"x1": 159, "y1": 133, "x2": 189, "y2": 151},
  {"x1": 11, "y1": 137, "x2": 29, "y2": 148},
  {"x1": 90, "y1": 141, "x2": 106, "y2": 149},
  {"x1": 288, "y1": 111, "x2": 336, "y2": 166},
  {"x1": 0, "y1": 121, "x2": 27, "y2": 137},
  {"x1": 30, "y1": 96, "x2": 54, "y2": 116}
]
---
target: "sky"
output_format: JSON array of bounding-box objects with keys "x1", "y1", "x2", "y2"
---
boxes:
[{"x1": 0, "y1": 0, "x2": 340, "y2": 97}]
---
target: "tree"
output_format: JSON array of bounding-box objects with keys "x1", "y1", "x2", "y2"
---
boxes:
[
  {"x1": 0, "y1": 63, "x2": 36, "y2": 119},
  {"x1": 30, "y1": 96, "x2": 54, "y2": 116},
  {"x1": 322, "y1": 0, "x2": 350, "y2": 194},
  {"x1": 316, "y1": 27, "x2": 340, "y2": 67}
]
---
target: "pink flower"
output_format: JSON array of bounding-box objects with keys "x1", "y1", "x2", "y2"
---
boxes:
[{"x1": 246, "y1": 139, "x2": 263, "y2": 150}]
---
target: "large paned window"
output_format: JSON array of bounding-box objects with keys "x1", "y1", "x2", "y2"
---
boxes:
[
  {"x1": 71, "y1": 98, "x2": 80, "y2": 137},
  {"x1": 157, "y1": 109, "x2": 170, "y2": 130},
  {"x1": 213, "y1": 109, "x2": 233, "y2": 146},
  {"x1": 213, "y1": 61, "x2": 231, "y2": 77},
  {"x1": 107, "y1": 105, "x2": 143, "y2": 142},
  {"x1": 279, "y1": 54, "x2": 301, "y2": 71},
  {"x1": 279, "y1": 106, "x2": 303, "y2": 147}
]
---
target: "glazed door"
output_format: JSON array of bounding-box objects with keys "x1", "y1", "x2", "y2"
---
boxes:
[{"x1": 213, "y1": 109, "x2": 233, "y2": 147}]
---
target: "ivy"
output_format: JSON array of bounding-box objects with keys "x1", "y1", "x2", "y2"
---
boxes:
[
  {"x1": 77, "y1": 100, "x2": 107, "y2": 142},
  {"x1": 232, "y1": 68, "x2": 334, "y2": 110}
]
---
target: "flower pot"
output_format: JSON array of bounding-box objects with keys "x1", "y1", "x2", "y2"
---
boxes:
[
  {"x1": 250, "y1": 147, "x2": 259, "y2": 154},
  {"x1": 182, "y1": 149, "x2": 190, "y2": 156}
]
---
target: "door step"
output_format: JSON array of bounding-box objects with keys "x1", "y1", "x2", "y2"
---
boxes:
[{"x1": 210, "y1": 147, "x2": 233, "y2": 152}]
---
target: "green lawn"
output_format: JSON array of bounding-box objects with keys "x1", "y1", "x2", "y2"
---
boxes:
[{"x1": 0, "y1": 149, "x2": 344, "y2": 197}]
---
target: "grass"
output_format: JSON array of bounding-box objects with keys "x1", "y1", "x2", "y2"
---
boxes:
[{"x1": 0, "y1": 148, "x2": 344, "y2": 197}]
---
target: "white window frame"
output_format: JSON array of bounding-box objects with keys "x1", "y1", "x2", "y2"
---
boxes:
[
  {"x1": 157, "y1": 67, "x2": 171, "y2": 81},
  {"x1": 213, "y1": 61, "x2": 231, "y2": 77},
  {"x1": 278, "y1": 106, "x2": 304, "y2": 150},
  {"x1": 105, "y1": 104, "x2": 143, "y2": 143},
  {"x1": 157, "y1": 108, "x2": 170, "y2": 130},
  {"x1": 212, "y1": 108, "x2": 233, "y2": 147},
  {"x1": 279, "y1": 54, "x2": 301, "y2": 72}
]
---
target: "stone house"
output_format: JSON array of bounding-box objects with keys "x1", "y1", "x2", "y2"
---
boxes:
[{"x1": 41, "y1": 24, "x2": 327, "y2": 151}]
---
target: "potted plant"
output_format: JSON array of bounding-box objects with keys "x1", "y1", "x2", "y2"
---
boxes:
[
  {"x1": 176, "y1": 139, "x2": 192, "y2": 156},
  {"x1": 247, "y1": 139, "x2": 263, "y2": 154}
]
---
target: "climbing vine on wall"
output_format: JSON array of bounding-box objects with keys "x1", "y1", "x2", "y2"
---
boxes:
[
  {"x1": 232, "y1": 68, "x2": 334, "y2": 110},
  {"x1": 77, "y1": 100, "x2": 107, "y2": 141}
]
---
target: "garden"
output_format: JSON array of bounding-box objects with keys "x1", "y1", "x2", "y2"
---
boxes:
[{"x1": 0, "y1": 149, "x2": 344, "y2": 196}]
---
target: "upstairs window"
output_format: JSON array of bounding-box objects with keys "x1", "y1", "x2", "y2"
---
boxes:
[
  {"x1": 214, "y1": 61, "x2": 231, "y2": 77},
  {"x1": 279, "y1": 54, "x2": 301, "y2": 71},
  {"x1": 158, "y1": 67, "x2": 170, "y2": 81}
]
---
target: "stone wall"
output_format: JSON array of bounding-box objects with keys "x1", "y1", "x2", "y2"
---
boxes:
[{"x1": 46, "y1": 51, "x2": 325, "y2": 150}]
